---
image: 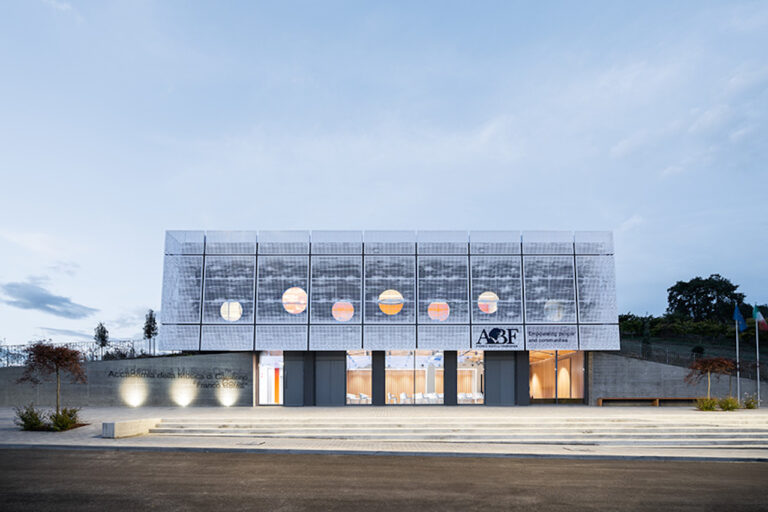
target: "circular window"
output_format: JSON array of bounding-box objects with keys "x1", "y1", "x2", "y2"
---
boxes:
[
  {"x1": 428, "y1": 301, "x2": 450, "y2": 321},
  {"x1": 220, "y1": 301, "x2": 243, "y2": 322},
  {"x1": 378, "y1": 289, "x2": 404, "y2": 315},
  {"x1": 282, "y1": 287, "x2": 308, "y2": 314},
  {"x1": 477, "y1": 291, "x2": 499, "y2": 314},
  {"x1": 544, "y1": 299, "x2": 564, "y2": 321},
  {"x1": 332, "y1": 301, "x2": 354, "y2": 322}
]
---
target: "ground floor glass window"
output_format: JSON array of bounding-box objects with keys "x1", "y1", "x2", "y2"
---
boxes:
[
  {"x1": 346, "y1": 350, "x2": 372, "y2": 404},
  {"x1": 457, "y1": 350, "x2": 484, "y2": 404},
  {"x1": 259, "y1": 351, "x2": 284, "y2": 405},
  {"x1": 385, "y1": 350, "x2": 444, "y2": 404},
  {"x1": 529, "y1": 350, "x2": 584, "y2": 401}
]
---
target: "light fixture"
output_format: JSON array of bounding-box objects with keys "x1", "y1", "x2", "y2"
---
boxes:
[{"x1": 120, "y1": 376, "x2": 147, "y2": 407}]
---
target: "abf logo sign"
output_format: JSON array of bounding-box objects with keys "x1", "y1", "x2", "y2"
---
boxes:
[{"x1": 476, "y1": 327, "x2": 520, "y2": 346}]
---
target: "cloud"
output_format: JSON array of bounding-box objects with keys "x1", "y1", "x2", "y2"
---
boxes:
[
  {"x1": 617, "y1": 214, "x2": 645, "y2": 233},
  {"x1": 41, "y1": 0, "x2": 72, "y2": 12},
  {"x1": 1, "y1": 281, "x2": 97, "y2": 319},
  {"x1": 48, "y1": 261, "x2": 80, "y2": 277}
]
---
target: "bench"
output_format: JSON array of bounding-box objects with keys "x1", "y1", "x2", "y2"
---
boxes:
[{"x1": 597, "y1": 397, "x2": 698, "y2": 407}]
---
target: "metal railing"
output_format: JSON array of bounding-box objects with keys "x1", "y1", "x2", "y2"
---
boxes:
[{"x1": 0, "y1": 339, "x2": 164, "y2": 368}]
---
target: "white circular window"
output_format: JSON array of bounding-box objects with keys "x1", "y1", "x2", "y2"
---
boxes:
[
  {"x1": 282, "y1": 287, "x2": 308, "y2": 314},
  {"x1": 220, "y1": 301, "x2": 243, "y2": 322}
]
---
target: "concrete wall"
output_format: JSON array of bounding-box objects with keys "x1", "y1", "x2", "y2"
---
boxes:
[
  {"x1": 0, "y1": 353, "x2": 254, "y2": 408},
  {"x1": 589, "y1": 352, "x2": 760, "y2": 405}
]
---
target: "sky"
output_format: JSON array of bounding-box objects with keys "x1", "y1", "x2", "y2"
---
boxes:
[{"x1": 0, "y1": 1, "x2": 766, "y2": 345}]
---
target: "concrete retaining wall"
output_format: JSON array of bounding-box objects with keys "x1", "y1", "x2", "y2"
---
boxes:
[
  {"x1": 0, "y1": 353, "x2": 254, "y2": 408},
  {"x1": 589, "y1": 352, "x2": 760, "y2": 405}
]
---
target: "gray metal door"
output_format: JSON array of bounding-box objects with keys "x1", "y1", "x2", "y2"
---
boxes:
[
  {"x1": 485, "y1": 352, "x2": 516, "y2": 405},
  {"x1": 315, "y1": 351, "x2": 346, "y2": 406}
]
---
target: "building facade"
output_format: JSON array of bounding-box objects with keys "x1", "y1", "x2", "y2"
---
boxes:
[{"x1": 159, "y1": 230, "x2": 619, "y2": 406}]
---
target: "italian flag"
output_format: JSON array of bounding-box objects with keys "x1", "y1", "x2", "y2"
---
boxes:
[{"x1": 754, "y1": 305, "x2": 768, "y2": 331}]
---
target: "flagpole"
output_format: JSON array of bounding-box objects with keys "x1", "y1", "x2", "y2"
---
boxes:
[{"x1": 735, "y1": 320, "x2": 741, "y2": 399}]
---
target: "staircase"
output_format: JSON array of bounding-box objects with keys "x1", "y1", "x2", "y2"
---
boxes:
[{"x1": 148, "y1": 416, "x2": 768, "y2": 447}]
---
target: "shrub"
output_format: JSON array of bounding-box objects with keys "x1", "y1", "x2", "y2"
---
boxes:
[
  {"x1": 696, "y1": 398, "x2": 718, "y2": 411},
  {"x1": 743, "y1": 394, "x2": 758, "y2": 409},
  {"x1": 718, "y1": 396, "x2": 740, "y2": 411},
  {"x1": 14, "y1": 404, "x2": 48, "y2": 431},
  {"x1": 49, "y1": 407, "x2": 81, "y2": 431}
]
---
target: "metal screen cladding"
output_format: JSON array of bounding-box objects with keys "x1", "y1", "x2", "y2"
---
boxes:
[
  {"x1": 364, "y1": 325, "x2": 416, "y2": 350},
  {"x1": 202, "y1": 256, "x2": 256, "y2": 324},
  {"x1": 364, "y1": 255, "x2": 416, "y2": 324},
  {"x1": 158, "y1": 230, "x2": 619, "y2": 352},
  {"x1": 310, "y1": 256, "x2": 362, "y2": 324},
  {"x1": 159, "y1": 324, "x2": 200, "y2": 351},
  {"x1": 309, "y1": 325, "x2": 362, "y2": 350},
  {"x1": 418, "y1": 325, "x2": 470, "y2": 350},
  {"x1": 470, "y1": 256, "x2": 523, "y2": 323},
  {"x1": 255, "y1": 325, "x2": 308, "y2": 350},
  {"x1": 204, "y1": 231, "x2": 257, "y2": 255},
  {"x1": 161, "y1": 256, "x2": 203, "y2": 324},
  {"x1": 579, "y1": 324, "x2": 620, "y2": 350},
  {"x1": 201, "y1": 325, "x2": 254, "y2": 351},
  {"x1": 418, "y1": 256, "x2": 469, "y2": 324},
  {"x1": 576, "y1": 256, "x2": 618, "y2": 323},
  {"x1": 523, "y1": 256, "x2": 577, "y2": 323},
  {"x1": 256, "y1": 256, "x2": 309, "y2": 324}
]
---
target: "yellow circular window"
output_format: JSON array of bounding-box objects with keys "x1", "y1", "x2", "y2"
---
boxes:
[{"x1": 377, "y1": 289, "x2": 404, "y2": 315}]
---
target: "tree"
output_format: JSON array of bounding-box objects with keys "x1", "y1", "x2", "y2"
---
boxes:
[
  {"x1": 18, "y1": 342, "x2": 86, "y2": 414},
  {"x1": 94, "y1": 322, "x2": 109, "y2": 359},
  {"x1": 685, "y1": 357, "x2": 735, "y2": 399},
  {"x1": 143, "y1": 309, "x2": 158, "y2": 355},
  {"x1": 666, "y1": 274, "x2": 745, "y2": 324}
]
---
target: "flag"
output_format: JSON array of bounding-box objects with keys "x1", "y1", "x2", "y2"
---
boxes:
[
  {"x1": 754, "y1": 305, "x2": 768, "y2": 332},
  {"x1": 734, "y1": 304, "x2": 748, "y2": 332}
]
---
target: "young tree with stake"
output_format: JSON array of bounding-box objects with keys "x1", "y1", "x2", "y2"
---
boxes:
[{"x1": 18, "y1": 342, "x2": 86, "y2": 414}]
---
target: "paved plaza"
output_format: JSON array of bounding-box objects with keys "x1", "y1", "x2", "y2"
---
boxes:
[{"x1": 1, "y1": 406, "x2": 767, "y2": 461}]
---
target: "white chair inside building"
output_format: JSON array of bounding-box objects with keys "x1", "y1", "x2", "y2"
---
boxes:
[
  {"x1": 359, "y1": 393, "x2": 370, "y2": 404},
  {"x1": 472, "y1": 392, "x2": 483, "y2": 404},
  {"x1": 414, "y1": 392, "x2": 425, "y2": 404},
  {"x1": 399, "y1": 392, "x2": 409, "y2": 404},
  {"x1": 425, "y1": 392, "x2": 439, "y2": 404},
  {"x1": 388, "y1": 392, "x2": 397, "y2": 404},
  {"x1": 346, "y1": 393, "x2": 359, "y2": 404}
]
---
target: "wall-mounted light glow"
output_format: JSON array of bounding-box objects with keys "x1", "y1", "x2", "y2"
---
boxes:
[
  {"x1": 216, "y1": 378, "x2": 240, "y2": 407},
  {"x1": 282, "y1": 287, "x2": 308, "y2": 314},
  {"x1": 170, "y1": 377, "x2": 197, "y2": 407},
  {"x1": 120, "y1": 376, "x2": 147, "y2": 407},
  {"x1": 378, "y1": 289, "x2": 404, "y2": 315},
  {"x1": 544, "y1": 300, "x2": 564, "y2": 321},
  {"x1": 428, "y1": 301, "x2": 450, "y2": 321},
  {"x1": 220, "y1": 301, "x2": 243, "y2": 322},
  {"x1": 332, "y1": 301, "x2": 354, "y2": 322},
  {"x1": 477, "y1": 291, "x2": 499, "y2": 314}
]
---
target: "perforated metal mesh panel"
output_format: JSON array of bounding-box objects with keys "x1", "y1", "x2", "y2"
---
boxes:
[
  {"x1": 576, "y1": 256, "x2": 618, "y2": 323},
  {"x1": 522, "y1": 231, "x2": 574, "y2": 255},
  {"x1": 158, "y1": 324, "x2": 200, "y2": 351},
  {"x1": 579, "y1": 324, "x2": 620, "y2": 350},
  {"x1": 202, "y1": 256, "x2": 256, "y2": 324},
  {"x1": 311, "y1": 256, "x2": 362, "y2": 324},
  {"x1": 470, "y1": 231, "x2": 521, "y2": 255},
  {"x1": 418, "y1": 256, "x2": 469, "y2": 323},
  {"x1": 418, "y1": 325, "x2": 470, "y2": 349},
  {"x1": 256, "y1": 256, "x2": 309, "y2": 323},
  {"x1": 471, "y1": 325, "x2": 524, "y2": 350},
  {"x1": 363, "y1": 325, "x2": 416, "y2": 350},
  {"x1": 523, "y1": 256, "x2": 576, "y2": 323},
  {"x1": 201, "y1": 325, "x2": 254, "y2": 351},
  {"x1": 417, "y1": 231, "x2": 468, "y2": 254},
  {"x1": 364, "y1": 231, "x2": 416, "y2": 255},
  {"x1": 525, "y1": 324, "x2": 578, "y2": 350},
  {"x1": 575, "y1": 231, "x2": 614, "y2": 255},
  {"x1": 255, "y1": 325, "x2": 308, "y2": 350},
  {"x1": 311, "y1": 231, "x2": 362, "y2": 254},
  {"x1": 165, "y1": 231, "x2": 205, "y2": 255},
  {"x1": 470, "y1": 256, "x2": 523, "y2": 323},
  {"x1": 258, "y1": 231, "x2": 310, "y2": 254},
  {"x1": 364, "y1": 255, "x2": 416, "y2": 323},
  {"x1": 161, "y1": 255, "x2": 203, "y2": 323},
  {"x1": 205, "y1": 231, "x2": 257, "y2": 255},
  {"x1": 309, "y1": 325, "x2": 362, "y2": 350}
]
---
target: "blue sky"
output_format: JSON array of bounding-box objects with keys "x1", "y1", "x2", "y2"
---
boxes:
[{"x1": 0, "y1": 1, "x2": 766, "y2": 344}]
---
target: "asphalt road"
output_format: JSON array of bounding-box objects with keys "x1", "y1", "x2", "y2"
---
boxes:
[{"x1": 1, "y1": 449, "x2": 767, "y2": 511}]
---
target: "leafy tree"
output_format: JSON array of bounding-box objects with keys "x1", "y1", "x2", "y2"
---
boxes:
[
  {"x1": 666, "y1": 274, "x2": 745, "y2": 324},
  {"x1": 94, "y1": 322, "x2": 109, "y2": 358},
  {"x1": 143, "y1": 309, "x2": 158, "y2": 355},
  {"x1": 685, "y1": 357, "x2": 735, "y2": 399},
  {"x1": 18, "y1": 342, "x2": 86, "y2": 414}
]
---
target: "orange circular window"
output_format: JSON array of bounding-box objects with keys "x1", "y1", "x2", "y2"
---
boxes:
[
  {"x1": 282, "y1": 287, "x2": 308, "y2": 314},
  {"x1": 378, "y1": 289, "x2": 404, "y2": 315},
  {"x1": 332, "y1": 301, "x2": 354, "y2": 322},
  {"x1": 428, "y1": 301, "x2": 450, "y2": 321}
]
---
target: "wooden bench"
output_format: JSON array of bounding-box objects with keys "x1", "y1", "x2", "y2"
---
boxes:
[{"x1": 597, "y1": 397, "x2": 698, "y2": 407}]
